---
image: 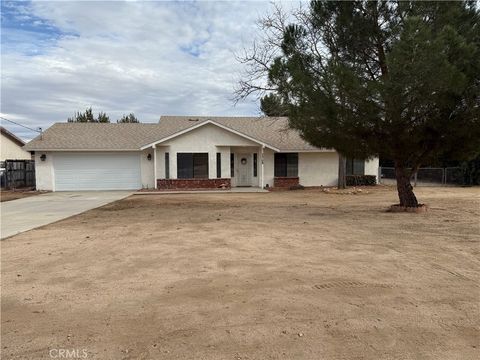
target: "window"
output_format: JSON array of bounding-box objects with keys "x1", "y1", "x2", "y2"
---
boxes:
[
  {"x1": 177, "y1": 153, "x2": 209, "y2": 179},
  {"x1": 230, "y1": 153, "x2": 234, "y2": 177},
  {"x1": 253, "y1": 153, "x2": 258, "y2": 177},
  {"x1": 216, "y1": 153, "x2": 221, "y2": 178},
  {"x1": 274, "y1": 153, "x2": 298, "y2": 177},
  {"x1": 165, "y1": 153, "x2": 170, "y2": 179},
  {"x1": 346, "y1": 158, "x2": 365, "y2": 175}
]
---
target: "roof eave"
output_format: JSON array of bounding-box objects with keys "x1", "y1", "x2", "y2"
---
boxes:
[
  {"x1": 1, "y1": 127, "x2": 26, "y2": 147},
  {"x1": 276, "y1": 148, "x2": 336, "y2": 153},
  {"x1": 23, "y1": 148, "x2": 142, "y2": 152},
  {"x1": 140, "y1": 120, "x2": 281, "y2": 152}
]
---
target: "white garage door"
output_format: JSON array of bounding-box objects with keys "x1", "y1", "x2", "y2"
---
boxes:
[{"x1": 54, "y1": 152, "x2": 141, "y2": 191}]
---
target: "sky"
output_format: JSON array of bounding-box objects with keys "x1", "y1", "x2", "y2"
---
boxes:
[{"x1": 1, "y1": 0, "x2": 298, "y2": 140}]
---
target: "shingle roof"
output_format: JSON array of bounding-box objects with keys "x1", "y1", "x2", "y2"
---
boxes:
[
  {"x1": 1, "y1": 126, "x2": 26, "y2": 147},
  {"x1": 24, "y1": 123, "x2": 163, "y2": 151},
  {"x1": 24, "y1": 116, "x2": 324, "y2": 152}
]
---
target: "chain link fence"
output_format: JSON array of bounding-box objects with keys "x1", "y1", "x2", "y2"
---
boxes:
[{"x1": 379, "y1": 167, "x2": 464, "y2": 186}]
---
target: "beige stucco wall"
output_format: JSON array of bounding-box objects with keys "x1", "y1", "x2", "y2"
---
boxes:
[
  {"x1": 218, "y1": 146, "x2": 232, "y2": 179},
  {"x1": 298, "y1": 153, "x2": 380, "y2": 187},
  {"x1": 263, "y1": 148, "x2": 275, "y2": 188},
  {"x1": 140, "y1": 148, "x2": 155, "y2": 189},
  {"x1": 364, "y1": 157, "x2": 379, "y2": 181},
  {"x1": 299, "y1": 152, "x2": 339, "y2": 187},
  {"x1": 159, "y1": 124, "x2": 258, "y2": 180},
  {"x1": 155, "y1": 146, "x2": 167, "y2": 179},
  {"x1": 34, "y1": 152, "x2": 54, "y2": 190},
  {"x1": 1, "y1": 133, "x2": 31, "y2": 161}
]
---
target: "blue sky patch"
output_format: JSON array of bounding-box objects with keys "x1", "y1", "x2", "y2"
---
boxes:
[
  {"x1": 1, "y1": 1, "x2": 75, "y2": 55},
  {"x1": 179, "y1": 25, "x2": 212, "y2": 57},
  {"x1": 0, "y1": 0, "x2": 273, "y2": 139},
  {"x1": 180, "y1": 37, "x2": 209, "y2": 57}
]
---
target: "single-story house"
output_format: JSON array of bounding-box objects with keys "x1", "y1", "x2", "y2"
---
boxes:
[
  {"x1": 1, "y1": 126, "x2": 32, "y2": 161},
  {"x1": 23, "y1": 116, "x2": 378, "y2": 191}
]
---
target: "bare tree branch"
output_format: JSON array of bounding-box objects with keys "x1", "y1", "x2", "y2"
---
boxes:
[{"x1": 233, "y1": 2, "x2": 293, "y2": 104}]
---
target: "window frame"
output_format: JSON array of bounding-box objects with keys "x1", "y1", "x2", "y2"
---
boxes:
[
  {"x1": 346, "y1": 158, "x2": 365, "y2": 176},
  {"x1": 216, "y1": 152, "x2": 221, "y2": 178},
  {"x1": 177, "y1": 153, "x2": 209, "y2": 179},
  {"x1": 274, "y1": 153, "x2": 298, "y2": 177},
  {"x1": 165, "y1": 152, "x2": 170, "y2": 179}
]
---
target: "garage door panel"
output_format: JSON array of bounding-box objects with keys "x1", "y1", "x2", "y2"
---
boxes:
[{"x1": 54, "y1": 152, "x2": 141, "y2": 191}]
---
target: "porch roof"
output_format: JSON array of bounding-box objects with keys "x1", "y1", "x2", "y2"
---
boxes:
[{"x1": 140, "y1": 119, "x2": 280, "y2": 151}]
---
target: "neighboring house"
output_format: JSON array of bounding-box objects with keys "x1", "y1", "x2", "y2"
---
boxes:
[
  {"x1": 1, "y1": 127, "x2": 31, "y2": 161},
  {"x1": 23, "y1": 116, "x2": 379, "y2": 191}
]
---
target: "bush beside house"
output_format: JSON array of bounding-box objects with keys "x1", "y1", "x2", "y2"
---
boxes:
[{"x1": 346, "y1": 175, "x2": 377, "y2": 186}]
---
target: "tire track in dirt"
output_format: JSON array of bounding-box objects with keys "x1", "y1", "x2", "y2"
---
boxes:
[{"x1": 314, "y1": 281, "x2": 394, "y2": 290}]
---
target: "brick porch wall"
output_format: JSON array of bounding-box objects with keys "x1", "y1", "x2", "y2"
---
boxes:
[
  {"x1": 273, "y1": 177, "x2": 300, "y2": 188},
  {"x1": 157, "y1": 178, "x2": 231, "y2": 190}
]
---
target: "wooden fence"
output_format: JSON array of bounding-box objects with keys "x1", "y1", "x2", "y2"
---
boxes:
[{"x1": 0, "y1": 160, "x2": 36, "y2": 189}]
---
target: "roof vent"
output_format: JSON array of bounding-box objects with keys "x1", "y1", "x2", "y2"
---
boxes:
[{"x1": 188, "y1": 118, "x2": 199, "y2": 122}]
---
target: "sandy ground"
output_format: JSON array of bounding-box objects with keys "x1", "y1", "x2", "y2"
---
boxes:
[
  {"x1": 0, "y1": 190, "x2": 44, "y2": 202},
  {"x1": 1, "y1": 186, "x2": 479, "y2": 360}
]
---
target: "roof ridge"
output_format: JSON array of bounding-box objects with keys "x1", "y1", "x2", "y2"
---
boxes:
[
  {"x1": 52, "y1": 122, "x2": 159, "y2": 125},
  {"x1": 160, "y1": 115, "x2": 269, "y2": 119}
]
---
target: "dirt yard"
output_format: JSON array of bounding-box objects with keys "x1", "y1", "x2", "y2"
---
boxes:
[
  {"x1": 0, "y1": 190, "x2": 45, "y2": 202},
  {"x1": 2, "y1": 186, "x2": 479, "y2": 360}
]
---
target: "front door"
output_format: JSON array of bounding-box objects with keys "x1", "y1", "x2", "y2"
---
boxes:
[{"x1": 237, "y1": 153, "x2": 251, "y2": 187}]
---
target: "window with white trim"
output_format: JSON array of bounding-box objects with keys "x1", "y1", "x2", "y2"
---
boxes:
[{"x1": 177, "y1": 153, "x2": 209, "y2": 179}]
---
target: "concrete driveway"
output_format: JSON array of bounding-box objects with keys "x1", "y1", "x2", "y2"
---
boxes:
[{"x1": 1, "y1": 191, "x2": 132, "y2": 239}]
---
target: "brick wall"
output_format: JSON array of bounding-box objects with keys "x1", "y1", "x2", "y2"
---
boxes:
[
  {"x1": 273, "y1": 177, "x2": 300, "y2": 188},
  {"x1": 157, "y1": 178, "x2": 231, "y2": 190}
]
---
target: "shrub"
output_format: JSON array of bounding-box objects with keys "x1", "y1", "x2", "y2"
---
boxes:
[
  {"x1": 346, "y1": 175, "x2": 376, "y2": 186},
  {"x1": 289, "y1": 184, "x2": 305, "y2": 190}
]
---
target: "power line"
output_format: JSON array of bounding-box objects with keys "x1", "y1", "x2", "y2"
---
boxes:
[{"x1": 0, "y1": 116, "x2": 42, "y2": 133}]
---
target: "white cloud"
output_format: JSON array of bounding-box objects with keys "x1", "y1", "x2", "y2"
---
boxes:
[{"x1": 1, "y1": 1, "x2": 300, "y2": 140}]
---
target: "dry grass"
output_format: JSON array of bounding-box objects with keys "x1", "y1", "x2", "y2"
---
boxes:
[{"x1": 1, "y1": 186, "x2": 479, "y2": 359}]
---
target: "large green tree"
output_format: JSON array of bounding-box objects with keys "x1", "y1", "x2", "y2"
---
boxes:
[
  {"x1": 260, "y1": 93, "x2": 289, "y2": 116},
  {"x1": 67, "y1": 107, "x2": 110, "y2": 123},
  {"x1": 117, "y1": 113, "x2": 139, "y2": 123},
  {"x1": 236, "y1": 1, "x2": 480, "y2": 207}
]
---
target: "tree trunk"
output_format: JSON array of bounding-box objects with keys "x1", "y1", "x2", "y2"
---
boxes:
[
  {"x1": 395, "y1": 164, "x2": 419, "y2": 207},
  {"x1": 338, "y1": 154, "x2": 346, "y2": 189}
]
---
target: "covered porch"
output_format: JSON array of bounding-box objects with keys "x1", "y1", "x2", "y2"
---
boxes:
[
  {"x1": 140, "y1": 120, "x2": 302, "y2": 191},
  {"x1": 152, "y1": 145, "x2": 270, "y2": 190}
]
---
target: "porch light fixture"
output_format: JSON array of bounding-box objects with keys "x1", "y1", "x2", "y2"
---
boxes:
[
  {"x1": 40, "y1": 154, "x2": 46, "y2": 161},
  {"x1": 147, "y1": 153, "x2": 152, "y2": 161}
]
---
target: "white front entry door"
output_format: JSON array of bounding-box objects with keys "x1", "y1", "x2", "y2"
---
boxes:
[{"x1": 236, "y1": 153, "x2": 252, "y2": 186}]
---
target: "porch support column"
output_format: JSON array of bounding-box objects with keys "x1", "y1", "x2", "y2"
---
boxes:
[
  {"x1": 153, "y1": 145, "x2": 157, "y2": 189},
  {"x1": 260, "y1": 145, "x2": 265, "y2": 189}
]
